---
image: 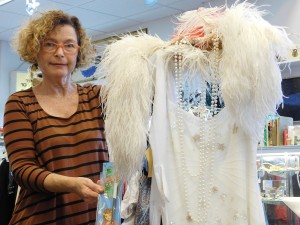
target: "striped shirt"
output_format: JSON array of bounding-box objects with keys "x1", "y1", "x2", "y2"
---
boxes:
[{"x1": 3, "y1": 84, "x2": 109, "y2": 225}]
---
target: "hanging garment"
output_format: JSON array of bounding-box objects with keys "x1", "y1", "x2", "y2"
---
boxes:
[
  {"x1": 292, "y1": 172, "x2": 300, "y2": 197},
  {"x1": 99, "y1": 2, "x2": 294, "y2": 225},
  {"x1": 0, "y1": 159, "x2": 18, "y2": 225},
  {"x1": 148, "y1": 52, "x2": 265, "y2": 224}
]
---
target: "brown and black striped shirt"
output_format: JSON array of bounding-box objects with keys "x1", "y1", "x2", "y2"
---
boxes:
[{"x1": 3, "y1": 84, "x2": 109, "y2": 225}]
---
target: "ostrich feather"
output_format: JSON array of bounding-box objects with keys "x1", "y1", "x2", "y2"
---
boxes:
[
  {"x1": 217, "y1": 1, "x2": 294, "y2": 140},
  {"x1": 172, "y1": 1, "x2": 294, "y2": 139},
  {"x1": 99, "y1": 33, "x2": 165, "y2": 179}
]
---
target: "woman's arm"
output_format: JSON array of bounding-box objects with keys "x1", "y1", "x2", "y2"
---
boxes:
[
  {"x1": 4, "y1": 94, "x2": 51, "y2": 192},
  {"x1": 44, "y1": 174, "x2": 103, "y2": 203},
  {"x1": 4, "y1": 93, "x2": 103, "y2": 203}
]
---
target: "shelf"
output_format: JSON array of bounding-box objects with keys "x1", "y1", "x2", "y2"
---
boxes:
[
  {"x1": 278, "y1": 46, "x2": 300, "y2": 65},
  {"x1": 257, "y1": 145, "x2": 300, "y2": 155},
  {"x1": 262, "y1": 199, "x2": 285, "y2": 205},
  {"x1": 278, "y1": 58, "x2": 300, "y2": 65},
  {"x1": 258, "y1": 169, "x2": 300, "y2": 173}
]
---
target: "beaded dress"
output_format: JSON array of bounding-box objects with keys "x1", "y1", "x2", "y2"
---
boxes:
[
  {"x1": 148, "y1": 49, "x2": 264, "y2": 225},
  {"x1": 99, "y1": 2, "x2": 294, "y2": 225}
]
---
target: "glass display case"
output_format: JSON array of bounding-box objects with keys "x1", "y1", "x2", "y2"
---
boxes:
[{"x1": 257, "y1": 145, "x2": 300, "y2": 225}]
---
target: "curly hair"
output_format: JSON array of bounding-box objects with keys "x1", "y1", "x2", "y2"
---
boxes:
[{"x1": 11, "y1": 10, "x2": 95, "y2": 69}]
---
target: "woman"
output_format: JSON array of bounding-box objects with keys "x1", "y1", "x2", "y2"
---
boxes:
[{"x1": 3, "y1": 10, "x2": 108, "y2": 224}]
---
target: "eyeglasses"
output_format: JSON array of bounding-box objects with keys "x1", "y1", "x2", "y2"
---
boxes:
[{"x1": 41, "y1": 42, "x2": 80, "y2": 53}]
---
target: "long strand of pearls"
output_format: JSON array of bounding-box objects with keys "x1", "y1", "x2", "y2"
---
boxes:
[
  {"x1": 211, "y1": 31, "x2": 220, "y2": 116},
  {"x1": 175, "y1": 39, "x2": 202, "y2": 223},
  {"x1": 199, "y1": 31, "x2": 220, "y2": 223},
  {"x1": 174, "y1": 40, "x2": 194, "y2": 220},
  {"x1": 174, "y1": 34, "x2": 221, "y2": 224},
  {"x1": 174, "y1": 39, "x2": 206, "y2": 223}
]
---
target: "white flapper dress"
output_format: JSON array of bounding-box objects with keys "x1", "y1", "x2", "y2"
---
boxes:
[
  {"x1": 148, "y1": 50, "x2": 265, "y2": 225},
  {"x1": 99, "y1": 2, "x2": 294, "y2": 225}
]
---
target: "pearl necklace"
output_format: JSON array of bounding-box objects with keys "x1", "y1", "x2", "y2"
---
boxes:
[
  {"x1": 174, "y1": 33, "x2": 221, "y2": 223},
  {"x1": 211, "y1": 33, "x2": 221, "y2": 116}
]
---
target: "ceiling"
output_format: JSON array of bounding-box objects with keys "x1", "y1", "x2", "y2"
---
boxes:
[{"x1": 0, "y1": 0, "x2": 214, "y2": 42}]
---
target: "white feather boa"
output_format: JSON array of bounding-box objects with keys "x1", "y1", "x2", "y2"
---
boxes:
[
  {"x1": 99, "y1": 34, "x2": 165, "y2": 179},
  {"x1": 99, "y1": 1, "x2": 294, "y2": 179},
  {"x1": 218, "y1": 1, "x2": 293, "y2": 141}
]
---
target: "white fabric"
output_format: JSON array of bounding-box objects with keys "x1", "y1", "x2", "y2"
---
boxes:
[
  {"x1": 149, "y1": 51, "x2": 265, "y2": 225},
  {"x1": 282, "y1": 197, "x2": 300, "y2": 217},
  {"x1": 120, "y1": 173, "x2": 140, "y2": 224}
]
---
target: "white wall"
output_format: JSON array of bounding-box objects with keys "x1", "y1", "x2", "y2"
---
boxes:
[
  {"x1": 0, "y1": 41, "x2": 29, "y2": 125},
  {"x1": 0, "y1": 0, "x2": 300, "y2": 126}
]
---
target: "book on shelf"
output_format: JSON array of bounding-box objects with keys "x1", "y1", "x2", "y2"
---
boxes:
[{"x1": 263, "y1": 116, "x2": 293, "y2": 146}]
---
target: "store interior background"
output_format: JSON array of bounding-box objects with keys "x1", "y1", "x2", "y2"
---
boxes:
[{"x1": 0, "y1": 0, "x2": 299, "y2": 126}]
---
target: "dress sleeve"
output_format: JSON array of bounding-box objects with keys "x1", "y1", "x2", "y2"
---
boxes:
[{"x1": 3, "y1": 94, "x2": 51, "y2": 193}]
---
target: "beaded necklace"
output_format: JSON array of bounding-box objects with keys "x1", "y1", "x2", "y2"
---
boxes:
[{"x1": 173, "y1": 32, "x2": 221, "y2": 223}]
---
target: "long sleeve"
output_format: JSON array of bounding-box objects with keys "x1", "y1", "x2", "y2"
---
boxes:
[{"x1": 3, "y1": 93, "x2": 51, "y2": 192}]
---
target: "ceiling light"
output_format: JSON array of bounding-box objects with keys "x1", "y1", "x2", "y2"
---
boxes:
[
  {"x1": 0, "y1": 0, "x2": 13, "y2": 6},
  {"x1": 26, "y1": 0, "x2": 40, "y2": 15},
  {"x1": 144, "y1": 0, "x2": 158, "y2": 6}
]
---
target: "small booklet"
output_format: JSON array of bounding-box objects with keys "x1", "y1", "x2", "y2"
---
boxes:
[{"x1": 96, "y1": 162, "x2": 122, "y2": 225}]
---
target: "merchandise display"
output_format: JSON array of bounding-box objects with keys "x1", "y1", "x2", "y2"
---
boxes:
[
  {"x1": 99, "y1": 2, "x2": 295, "y2": 225},
  {"x1": 257, "y1": 147, "x2": 300, "y2": 224}
]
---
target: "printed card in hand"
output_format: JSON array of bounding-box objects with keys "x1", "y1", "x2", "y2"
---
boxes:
[{"x1": 96, "y1": 162, "x2": 122, "y2": 225}]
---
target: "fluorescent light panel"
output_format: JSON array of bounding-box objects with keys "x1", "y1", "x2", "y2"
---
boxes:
[
  {"x1": 0, "y1": 0, "x2": 13, "y2": 6},
  {"x1": 144, "y1": 0, "x2": 158, "y2": 6}
]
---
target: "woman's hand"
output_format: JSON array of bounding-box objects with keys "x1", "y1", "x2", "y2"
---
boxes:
[
  {"x1": 71, "y1": 177, "x2": 104, "y2": 203},
  {"x1": 44, "y1": 173, "x2": 104, "y2": 204}
]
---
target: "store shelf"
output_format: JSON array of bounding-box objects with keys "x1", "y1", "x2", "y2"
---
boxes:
[
  {"x1": 278, "y1": 46, "x2": 300, "y2": 65},
  {"x1": 257, "y1": 145, "x2": 300, "y2": 155},
  {"x1": 262, "y1": 199, "x2": 285, "y2": 206}
]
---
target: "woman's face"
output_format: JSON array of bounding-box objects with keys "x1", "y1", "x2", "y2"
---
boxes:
[{"x1": 36, "y1": 24, "x2": 79, "y2": 81}]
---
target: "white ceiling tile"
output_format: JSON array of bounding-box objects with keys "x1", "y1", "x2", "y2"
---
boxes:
[
  {"x1": 90, "y1": 19, "x2": 141, "y2": 33},
  {"x1": 0, "y1": 0, "x2": 73, "y2": 15},
  {"x1": 79, "y1": 0, "x2": 161, "y2": 17},
  {"x1": 35, "y1": 0, "x2": 73, "y2": 12},
  {"x1": 170, "y1": 0, "x2": 206, "y2": 11},
  {"x1": 0, "y1": 0, "x2": 28, "y2": 16},
  {"x1": 158, "y1": 0, "x2": 183, "y2": 5},
  {"x1": 50, "y1": 0, "x2": 96, "y2": 7},
  {"x1": 128, "y1": 5, "x2": 181, "y2": 22},
  {"x1": 65, "y1": 7, "x2": 120, "y2": 28},
  {"x1": 0, "y1": 11, "x2": 27, "y2": 28}
]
